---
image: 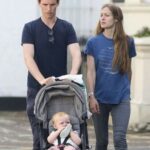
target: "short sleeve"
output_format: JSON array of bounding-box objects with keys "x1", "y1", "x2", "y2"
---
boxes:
[
  {"x1": 128, "y1": 37, "x2": 136, "y2": 58},
  {"x1": 21, "y1": 23, "x2": 34, "y2": 45},
  {"x1": 66, "y1": 23, "x2": 78, "y2": 45},
  {"x1": 84, "y1": 38, "x2": 94, "y2": 56}
]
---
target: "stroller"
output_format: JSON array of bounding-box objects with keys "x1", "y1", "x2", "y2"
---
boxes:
[{"x1": 34, "y1": 78, "x2": 90, "y2": 150}]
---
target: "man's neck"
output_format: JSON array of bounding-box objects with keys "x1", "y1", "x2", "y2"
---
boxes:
[{"x1": 41, "y1": 16, "x2": 57, "y2": 29}]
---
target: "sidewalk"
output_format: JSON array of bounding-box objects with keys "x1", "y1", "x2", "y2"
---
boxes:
[{"x1": 0, "y1": 111, "x2": 150, "y2": 150}]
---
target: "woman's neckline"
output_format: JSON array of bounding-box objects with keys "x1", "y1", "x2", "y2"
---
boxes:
[{"x1": 102, "y1": 32, "x2": 113, "y2": 41}]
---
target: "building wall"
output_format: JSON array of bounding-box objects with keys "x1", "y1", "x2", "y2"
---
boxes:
[
  {"x1": 57, "y1": 0, "x2": 106, "y2": 37},
  {"x1": 130, "y1": 38, "x2": 150, "y2": 131},
  {"x1": 120, "y1": 4, "x2": 150, "y2": 36},
  {"x1": 0, "y1": 0, "x2": 38, "y2": 96}
]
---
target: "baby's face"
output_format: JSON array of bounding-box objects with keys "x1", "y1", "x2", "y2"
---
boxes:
[{"x1": 54, "y1": 115, "x2": 70, "y2": 129}]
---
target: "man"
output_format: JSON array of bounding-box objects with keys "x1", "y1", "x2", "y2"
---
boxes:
[{"x1": 21, "y1": 0, "x2": 81, "y2": 149}]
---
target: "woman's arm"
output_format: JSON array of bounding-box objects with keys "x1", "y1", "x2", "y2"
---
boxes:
[
  {"x1": 87, "y1": 55, "x2": 96, "y2": 95},
  {"x1": 87, "y1": 55, "x2": 100, "y2": 113}
]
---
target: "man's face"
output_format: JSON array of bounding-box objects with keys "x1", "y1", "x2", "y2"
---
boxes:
[{"x1": 39, "y1": 0, "x2": 58, "y2": 19}]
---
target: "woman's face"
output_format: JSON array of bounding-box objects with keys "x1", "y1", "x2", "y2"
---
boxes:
[{"x1": 100, "y1": 7, "x2": 116, "y2": 30}]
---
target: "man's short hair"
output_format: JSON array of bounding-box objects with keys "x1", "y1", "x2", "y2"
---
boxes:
[{"x1": 38, "y1": 0, "x2": 60, "y2": 4}]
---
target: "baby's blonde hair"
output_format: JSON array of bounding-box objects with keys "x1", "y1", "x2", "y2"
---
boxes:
[{"x1": 51, "y1": 112, "x2": 70, "y2": 126}]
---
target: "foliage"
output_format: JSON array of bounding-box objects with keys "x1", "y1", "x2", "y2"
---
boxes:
[{"x1": 134, "y1": 27, "x2": 150, "y2": 37}]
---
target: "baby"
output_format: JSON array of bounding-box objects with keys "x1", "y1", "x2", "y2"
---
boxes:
[{"x1": 47, "y1": 112, "x2": 81, "y2": 150}]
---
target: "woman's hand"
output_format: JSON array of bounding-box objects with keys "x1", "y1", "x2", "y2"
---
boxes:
[{"x1": 89, "y1": 96, "x2": 100, "y2": 114}]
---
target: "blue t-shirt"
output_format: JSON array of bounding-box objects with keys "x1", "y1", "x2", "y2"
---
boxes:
[
  {"x1": 84, "y1": 33, "x2": 136, "y2": 104},
  {"x1": 21, "y1": 18, "x2": 78, "y2": 90}
]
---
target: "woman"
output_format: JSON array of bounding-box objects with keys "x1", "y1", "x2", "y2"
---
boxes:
[{"x1": 84, "y1": 4, "x2": 136, "y2": 150}]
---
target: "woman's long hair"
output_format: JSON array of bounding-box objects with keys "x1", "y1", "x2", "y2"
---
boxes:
[{"x1": 96, "y1": 4, "x2": 129, "y2": 74}]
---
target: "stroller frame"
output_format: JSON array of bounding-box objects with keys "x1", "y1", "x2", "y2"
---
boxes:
[{"x1": 34, "y1": 79, "x2": 90, "y2": 150}]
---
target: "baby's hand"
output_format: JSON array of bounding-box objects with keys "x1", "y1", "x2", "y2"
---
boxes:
[
  {"x1": 57, "y1": 126, "x2": 65, "y2": 133},
  {"x1": 60, "y1": 124, "x2": 72, "y2": 138}
]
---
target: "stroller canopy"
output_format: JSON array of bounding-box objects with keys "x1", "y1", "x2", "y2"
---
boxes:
[{"x1": 34, "y1": 79, "x2": 87, "y2": 124}]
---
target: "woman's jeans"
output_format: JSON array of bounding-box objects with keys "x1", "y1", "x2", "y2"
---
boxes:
[{"x1": 92, "y1": 100, "x2": 130, "y2": 150}]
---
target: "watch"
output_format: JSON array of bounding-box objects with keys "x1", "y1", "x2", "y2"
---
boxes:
[{"x1": 88, "y1": 92, "x2": 94, "y2": 98}]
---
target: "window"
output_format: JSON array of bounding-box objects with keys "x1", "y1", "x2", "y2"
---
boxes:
[
  {"x1": 112, "y1": 0, "x2": 125, "y2": 2},
  {"x1": 142, "y1": 0, "x2": 150, "y2": 3}
]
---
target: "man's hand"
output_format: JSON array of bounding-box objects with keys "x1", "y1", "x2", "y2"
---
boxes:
[{"x1": 39, "y1": 76, "x2": 55, "y2": 85}]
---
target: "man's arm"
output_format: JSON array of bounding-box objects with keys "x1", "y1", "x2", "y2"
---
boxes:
[
  {"x1": 68, "y1": 43, "x2": 82, "y2": 74},
  {"x1": 23, "y1": 44, "x2": 54, "y2": 85}
]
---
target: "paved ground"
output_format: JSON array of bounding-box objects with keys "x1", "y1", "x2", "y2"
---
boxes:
[{"x1": 0, "y1": 111, "x2": 150, "y2": 150}]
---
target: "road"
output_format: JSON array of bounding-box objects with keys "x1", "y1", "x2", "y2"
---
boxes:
[{"x1": 0, "y1": 111, "x2": 150, "y2": 150}]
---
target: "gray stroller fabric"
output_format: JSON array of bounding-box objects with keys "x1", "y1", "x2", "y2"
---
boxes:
[{"x1": 34, "y1": 80, "x2": 87, "y2": 126}]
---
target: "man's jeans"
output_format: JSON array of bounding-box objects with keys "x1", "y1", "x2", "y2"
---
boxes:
[
  {"x1": 92, "y1": 100, "x2": 130, "y2": 150},
  {"x1": 26, "y1": 87, "x2": 40, "y2": 150}
]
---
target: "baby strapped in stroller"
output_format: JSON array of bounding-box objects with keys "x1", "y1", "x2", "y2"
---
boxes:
[{"x1": 34, "y1": 75, "x2": 90, "y2": 150}]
